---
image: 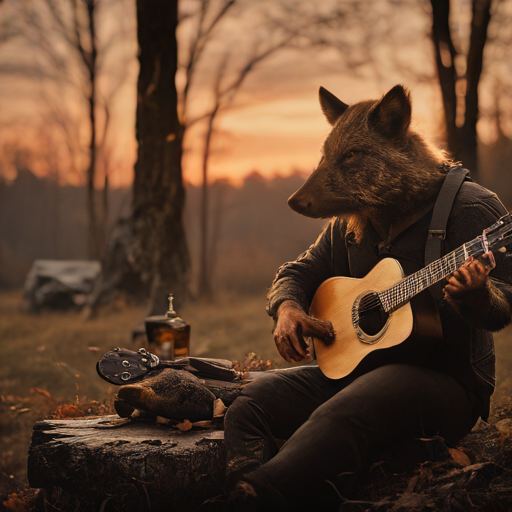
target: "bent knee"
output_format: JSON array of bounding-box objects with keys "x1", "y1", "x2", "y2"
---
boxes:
[
  {"x1": 308, "y1": 399, "x2": 375, "y2": 435},
  {"x1": 225, "y1": 396, "x2": 252, "y2": 425},
  {"x1": 240, "y1": 372, "x2": 285, "y2": 402}
]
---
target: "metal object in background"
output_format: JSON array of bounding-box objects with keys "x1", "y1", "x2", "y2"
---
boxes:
[{"x1": 24, "y1": 260, "x2": 101, "y2": 312}]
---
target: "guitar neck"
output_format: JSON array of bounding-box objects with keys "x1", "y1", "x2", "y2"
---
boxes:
[{"x1": 379, "y1": 235, "x2": 487, "y2": 312}]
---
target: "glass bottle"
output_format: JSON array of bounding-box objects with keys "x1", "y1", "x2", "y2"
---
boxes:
[{"x1": 144, "y1": 294, "x2": 190, "y2": 360}]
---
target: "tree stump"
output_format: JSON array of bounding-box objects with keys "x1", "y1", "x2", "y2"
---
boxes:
[
  {"x1": 28, "y1": 413, "x2": 512, "y2": 511},
  {"x1": 28, "y1": 415, "x2": 225, "y2": 511}
]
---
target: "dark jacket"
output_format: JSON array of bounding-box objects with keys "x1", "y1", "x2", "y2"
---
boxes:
[{"x1": 267, "y1": 182, "x2": 512, "y2": 419}]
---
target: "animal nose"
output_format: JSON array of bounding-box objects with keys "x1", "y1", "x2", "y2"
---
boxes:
[{"x1": 287, "y1": 192, "x2": 310, "y2": 214}]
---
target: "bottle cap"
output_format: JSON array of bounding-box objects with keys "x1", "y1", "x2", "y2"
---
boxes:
[{"x1": 166, "y1": 293, "x2": 177, "y2": 319}]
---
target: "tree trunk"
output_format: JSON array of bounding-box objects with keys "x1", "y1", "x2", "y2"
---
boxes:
[
  {"x1": 430, "y1": 0, "x2": 492, "y2": 181},
  {"x1": 86, "y1": 0, "x2": 99, "y2": 260},
  {"x1": 28, "y1": 416, "x2": 225, "y2": 511},
  {"x1": 133, "y1": 0, "x2": 190, "y2": 315},
  {"x1": 198, "y1": 111, "x2": 218, "y2": 298},
  {"x1": 102, "y1": 172, "x2": 109, "y2": 250},
  {"x1": 461, "y1": 0, "x2": 492, "y2": 174},
  {"x1": 431, "y1": 0, "x2": 459, "y2": 155}
]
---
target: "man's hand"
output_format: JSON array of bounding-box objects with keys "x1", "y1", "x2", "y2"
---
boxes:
[
  {"x1": 273, "y1": 300, "x2": 335, "y2": 363},
  {"x1": 443, "y1": 253, "x2": 493, "y2": 306}
]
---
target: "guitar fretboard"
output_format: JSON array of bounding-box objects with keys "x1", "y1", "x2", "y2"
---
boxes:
[{"x1": 379, "y1": 237, "x2": 485, "y2": 312}]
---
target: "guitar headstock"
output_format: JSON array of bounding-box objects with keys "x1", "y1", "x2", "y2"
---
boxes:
[
  {"x1": 484, "y1": 213, "x2": 512, "y2": 256},
  {"x1": 96, "y1": 347, "x2": 161, "y2": 385}
]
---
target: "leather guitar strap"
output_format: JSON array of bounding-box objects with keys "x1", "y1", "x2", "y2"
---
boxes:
[{"x1": 425, "y1": 165, "x2": 470, "y2": 301}]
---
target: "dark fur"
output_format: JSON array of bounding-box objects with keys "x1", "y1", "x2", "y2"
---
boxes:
[
  {"x1": 117, "y1": 369, "x2": 215, "y2": 421},
  {"x1": 288, "y1": 85, "x2": 448, "y2": 240}
]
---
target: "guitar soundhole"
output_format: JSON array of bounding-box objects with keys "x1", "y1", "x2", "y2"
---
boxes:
[{"x1": 357, "y1": 292, "x2": 389, "y2": 337}]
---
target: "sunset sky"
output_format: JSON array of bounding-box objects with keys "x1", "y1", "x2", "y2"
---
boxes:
[{"x1": 0, "y1": 0, "x2": 510, "y2": 188}]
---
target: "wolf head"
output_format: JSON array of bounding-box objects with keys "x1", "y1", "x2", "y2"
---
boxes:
[{"x1": 288, "y1": 85, "x2": 446, "y2": 223}]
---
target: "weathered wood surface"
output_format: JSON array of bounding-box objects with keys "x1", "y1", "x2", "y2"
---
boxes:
[
  {"x1": 28, "y1": 415, "x2": 225, "y2": 511},
  {"x1": 28, "y1": 412, "x2": 512, "y2": 511}
]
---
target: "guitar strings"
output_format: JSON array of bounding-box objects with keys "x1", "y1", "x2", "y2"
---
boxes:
[
  {"x1": 348, "y1": 235, "x2": 499, "y2": 318},
  {"x1": 356, "y1": 247, "x2": 468, "y2": 316}
]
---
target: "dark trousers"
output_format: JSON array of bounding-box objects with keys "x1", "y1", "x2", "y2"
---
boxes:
[{"x1": 224, "y1": 364, "x2": 478, "y2": 509}]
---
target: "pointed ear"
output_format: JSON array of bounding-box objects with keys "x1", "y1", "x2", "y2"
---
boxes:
[
  {"x1": 369, "y1": 85, "x2": 411, "y2": 139},
  {"x1": 319, "y1": 87, "x2": 349, "y2": 126}
]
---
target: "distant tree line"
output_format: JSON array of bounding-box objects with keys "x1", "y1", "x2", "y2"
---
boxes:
[
  {"x1": 0, "y1": 170, "x2": 325, "y2": 295},
  {"x1": 2, "y1": 0, "x2": 512, "y2": 310},
  {"x1": 2, "y1": 127, "x2": 512, "y2": 295}
]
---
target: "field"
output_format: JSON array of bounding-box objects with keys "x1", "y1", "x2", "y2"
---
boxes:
[
  {"x1": 0, "y1": 289, "x2": 282, "y2": 503},
  {"x1": 2, "y1": 288, "x2": 512, "y2": 509}
]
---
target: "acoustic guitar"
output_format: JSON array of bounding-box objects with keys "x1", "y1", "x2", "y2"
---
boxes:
[{"x1": 309, "y1": 213, "x2": 512, "y2": 379}]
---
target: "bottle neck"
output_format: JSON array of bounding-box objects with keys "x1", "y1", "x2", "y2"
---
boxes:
[{"x1": 166, "y1": 293, "x2": 177, "y2": 318}]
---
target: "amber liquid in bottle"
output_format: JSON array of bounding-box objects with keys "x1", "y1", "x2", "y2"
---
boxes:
[{"x1": 144, "y1": 294, "x2": 190, "y2": 361}]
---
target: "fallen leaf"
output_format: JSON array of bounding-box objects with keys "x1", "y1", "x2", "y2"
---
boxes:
[
  {"x1": 52, "y1": 404, "x2": 83, "y2": 419},
  {"x1": 191, "y1": 420, "x2": 215, "y2": 429},
  {"x1": 30, "y1": 388, "x2": 52, "y2": 399},
  {"x1": 156, "y1": 416, "x2": 171, "y2": 425},
  {"x1": 175, "y1": 419, "x2": 192, "y2": 431},
  {"x1": 213, "y1": 398, "x2": 227, "y2": 418},
  {"x1": 495, "y1": 418, "x2": 512, "y2": 433},
  {"x1": 449, "y1": 448, "x2": 471, "y2": 467}
]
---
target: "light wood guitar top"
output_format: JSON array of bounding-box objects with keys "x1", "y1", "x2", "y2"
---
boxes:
[{"x1": 309, "y1": 258, "x2": 413, "y2": 380}]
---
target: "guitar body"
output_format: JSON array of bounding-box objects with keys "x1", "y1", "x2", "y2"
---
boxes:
[
  {"x1": 310, "y1": 258, "x2": 414, "y2": 380},
  {"x1": 308, "y1": 213, "x2": 512, "y2": 379}
]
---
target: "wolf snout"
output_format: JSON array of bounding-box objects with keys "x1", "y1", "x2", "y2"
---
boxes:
[{"x1": 288, "y1": 192, "x2": 311, "y2": 215}]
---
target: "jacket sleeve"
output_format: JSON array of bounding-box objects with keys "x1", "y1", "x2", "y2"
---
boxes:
[
  {"x1": 266, "y1": 218, "x2": 349, "y2": 318},
  {"x1": 445, "y1": 192, "x2": 512, "y2": 331}
]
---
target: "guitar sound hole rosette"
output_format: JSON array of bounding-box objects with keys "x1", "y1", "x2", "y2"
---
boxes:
[{"x1": 352, "y1": 291, "x2": 390, "y2": 344}]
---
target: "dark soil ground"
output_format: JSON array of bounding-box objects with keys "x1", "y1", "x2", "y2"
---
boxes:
[
  {"x1": 353, "y1": 403, "x2": 512, "y2": 510},
  {"x1": 2, "y1": 289, "x2": 512, "y2": 510}
]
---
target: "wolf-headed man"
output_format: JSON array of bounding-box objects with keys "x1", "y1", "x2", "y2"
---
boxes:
[{"x1": 205, "y1": 85, "x2": 512, "y2": 511}]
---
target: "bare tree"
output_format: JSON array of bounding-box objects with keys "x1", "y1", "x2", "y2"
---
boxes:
[
  {"x1": 472, "y1": 0, "x2": 512, "y2": 144},
  {"x1": 180, "y1": 0, "x2": 363, "y2": 297},
  {"x1": 290, "y1": 0, "x2": 501, "y2": 179},
  {"x1": 177, "y1": 0, "x2": 237, "y2": 298},
  {"x1": 194, "y1": 41, "x2": 296, "y2": 297},
  {"x1": 0, "y1": 0, "x2": 134, "y2": 258},
  {"x1": 132, "y1": 0, "x2": 189, "y2": 315},
  {"x1": 90, "y1": 0, "x2": 299, "y2": 309},
  {"x1": 430, "y1": 0, "x2": 492, "y2": 178}
]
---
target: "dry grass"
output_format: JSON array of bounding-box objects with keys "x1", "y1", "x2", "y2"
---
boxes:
[
  {"x1": 182, "y1": 293, "x2": 278, "y2": 362},
  {"x1": 0, "y1": 289, "x2": 280, "y2": 398},
  {"x1": 0, "y1": 288, "x2": 282, "y2": 505},
  {"x1": 2, "y1": 287, "x2": 512, "y2": 509}
]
